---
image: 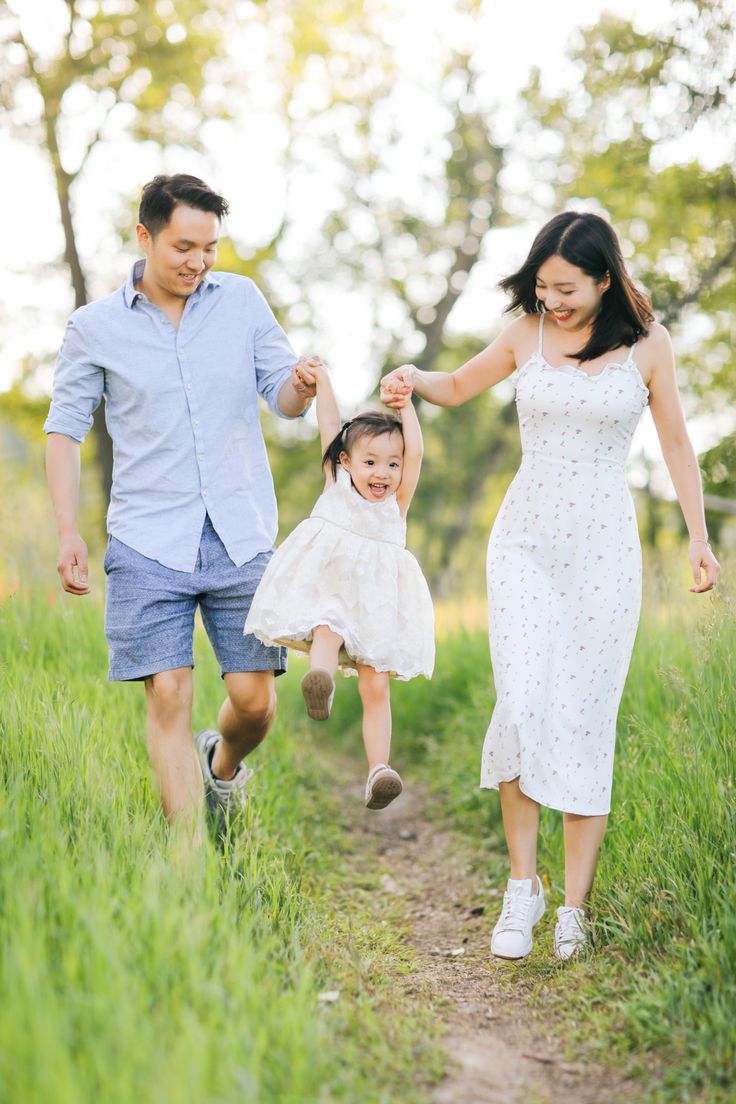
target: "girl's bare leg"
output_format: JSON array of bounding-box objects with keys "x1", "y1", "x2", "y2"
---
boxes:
[
  {"x1": 356, "y1": 665, "x2": 391, "y2": 768},
  {"x1": 498, "y1": 777, "x2": 540, "y2": 883},
  {"x1": 562, "y1": 812, "x2": 608, "y2": 907},
  {"x1": 310, "y1": 625, "x2": 343, "y2": 676}
]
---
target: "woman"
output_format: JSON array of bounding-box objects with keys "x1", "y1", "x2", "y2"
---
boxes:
[{"x1": 381, "y1": 211, "x2": 720, "y2": 961}]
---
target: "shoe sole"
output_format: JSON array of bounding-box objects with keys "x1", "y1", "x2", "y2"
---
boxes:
[
  {"x1": 301, "y1": 668, "x2": 334, "y2": 721},
  {"x1": 366, "y1": 773, "x2": 403, "y2": 810}
]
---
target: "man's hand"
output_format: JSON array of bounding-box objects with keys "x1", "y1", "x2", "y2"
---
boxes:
[
  {"x1": 57, "y1": 532, "x2": 90, "y2": 595},
  {"x1": 291, "y1": 355, "x2": 325, "y2": 400}
]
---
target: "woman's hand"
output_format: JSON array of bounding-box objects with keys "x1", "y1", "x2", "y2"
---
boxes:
[
  {"x1": 380, "y1": 364, "x2": 416, "y2": 408},
  {"x1": 688, "y1": 540, "x2": 721, "y2": 593}
]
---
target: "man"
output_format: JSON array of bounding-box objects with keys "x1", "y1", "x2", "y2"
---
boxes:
[{"x1": 44, "y1": 173, "x2": 315, "y2": 843}]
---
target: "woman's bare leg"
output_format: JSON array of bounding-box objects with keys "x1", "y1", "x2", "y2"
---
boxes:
[
  {"x1": 562, "y1": 812, "x2": 608, "y2": 907},
  {"x1": 498, "y1": 777, "x2": 540, "y2": 883}
]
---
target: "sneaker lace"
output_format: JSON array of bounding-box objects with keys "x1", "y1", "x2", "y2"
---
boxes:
[{"x1": 496, "y1": 891, "x2": 534, "y2": 933}]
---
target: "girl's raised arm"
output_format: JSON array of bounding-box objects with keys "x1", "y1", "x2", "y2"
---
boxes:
[
  {"x1": 295, "y1": 357, "x2": 343, "y2": 464},
  {"x1": 394, "y1": 395, "x2": 423, "y2": 516}
]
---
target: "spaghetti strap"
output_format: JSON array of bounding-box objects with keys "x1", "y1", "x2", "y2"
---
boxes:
[{"x1": 537, "y1": 311, "x2": 545, "y2": 355}]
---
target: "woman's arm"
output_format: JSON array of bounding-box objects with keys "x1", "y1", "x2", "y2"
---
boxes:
[
  {"x1": 381, "y1": 319, "x2": 522, "y2": 408},
  {"x1": 393, "y1": 395, "x2": 423, "y2": 516},
  {"x1": 645, "y1": 325, "x2": 720, "y2": 593}
]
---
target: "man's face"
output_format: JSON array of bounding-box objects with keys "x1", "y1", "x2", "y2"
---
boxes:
[{"x1": 136, "y1": 205, "x2": 220, "y2": 300}]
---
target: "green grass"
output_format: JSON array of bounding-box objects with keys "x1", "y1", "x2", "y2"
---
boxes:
[
  {"x1": 349, "y1": 561, "x2": 734, "y2": 1103},
  {"x1": 2, "y1": 555, "x2": 733, "y2": 1103},
  {"x1": 0, "y1": 591, "x2": 442, "y2": 1104}
]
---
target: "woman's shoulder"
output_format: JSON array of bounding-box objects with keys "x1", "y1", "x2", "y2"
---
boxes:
[
  {"x1": 637, "y1": 320, "x2": 671, "y2": 350},
  {"x1": 504, "y1": 312, "x2": 538, "y2": 341},
  {"x1": 499, "y1": 312, "x2": 539, "y2": 366},
  {"x1": 634, "y1": 321, "x2": 672, "y2": 370}
]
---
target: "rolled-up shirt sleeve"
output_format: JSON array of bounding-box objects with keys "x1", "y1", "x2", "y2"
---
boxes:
[
  {"x1": 250, "y1": 282, "x2": 302, "y2": 418},
  {"x1": 43, "y1": 311, "x2": 104, "y2": 443}
]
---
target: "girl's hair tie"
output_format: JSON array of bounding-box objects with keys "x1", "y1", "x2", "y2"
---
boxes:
[{"x1": 342, "y1": 420, "x2": 352, "y2": 434}]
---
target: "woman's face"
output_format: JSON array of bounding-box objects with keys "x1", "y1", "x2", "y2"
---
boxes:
[{"x1": 534, "y1": 255, "x2": 610, "y2": 333}]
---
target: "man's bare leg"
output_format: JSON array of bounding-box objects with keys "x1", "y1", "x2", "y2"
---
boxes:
[
  {"x1": 210, "y1": 670, "x2": 277, "y2": 780},
  {"x1": 144, "y1": 666, "x2": 204, "y2": 845}
]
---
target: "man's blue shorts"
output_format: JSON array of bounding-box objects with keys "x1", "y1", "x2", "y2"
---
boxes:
[{"x1": 103, "y1": 515, "x2": 287, "y2": 682}]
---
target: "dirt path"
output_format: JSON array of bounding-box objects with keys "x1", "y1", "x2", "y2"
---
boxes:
[{"x1": 346, "y1": 781, "x2": 634, "y2": 1104}]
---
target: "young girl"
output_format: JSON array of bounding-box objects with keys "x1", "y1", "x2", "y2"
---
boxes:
[{"x1": 245, "y1": 357, "x2": 434, "y2": 810}]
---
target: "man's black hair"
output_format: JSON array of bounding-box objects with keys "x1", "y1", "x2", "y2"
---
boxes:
[{"x1": 138, "y1": 174, "x2": 229, "y2": 237}]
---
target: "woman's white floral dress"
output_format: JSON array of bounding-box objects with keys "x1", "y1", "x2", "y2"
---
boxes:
[{"x1": 481, "y1": 313, "x2": 649, "y2": 815}]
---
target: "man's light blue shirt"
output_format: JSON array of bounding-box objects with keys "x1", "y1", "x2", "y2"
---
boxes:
[{"x1": 44, "y1": 260, "x2": 300, "y2": 572}]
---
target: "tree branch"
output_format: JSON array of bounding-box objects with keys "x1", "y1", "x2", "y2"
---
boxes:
[{"x1": 659, "y1": 237, "x2": 736, "y2": 326}]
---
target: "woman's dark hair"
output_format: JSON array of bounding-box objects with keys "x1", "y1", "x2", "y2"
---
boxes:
[
  {"x1": 322, "y1": 411, "x2": 404, "y2": 479},
  {"x1": 499, "y1": 211, "x2": 654, "y2": 362},
  {"x1": 139, "y1": 174, "x2": 230, "y2": 237}
]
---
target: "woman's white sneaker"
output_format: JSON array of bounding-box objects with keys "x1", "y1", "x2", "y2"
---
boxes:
[
  {"x1": 554, "y1": 906, "x2": 588, "y2": 960},
  {"x1": 491, "y1": 875, "x2": 546, "y2": 959}
]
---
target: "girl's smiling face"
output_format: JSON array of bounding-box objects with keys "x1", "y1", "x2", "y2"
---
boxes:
[
  {"x1": 534, "y1": 254, "x2": 610, "y2": 333},
  {"x1": 340, "y1": 431, "x2": 404, "y2": 502}
]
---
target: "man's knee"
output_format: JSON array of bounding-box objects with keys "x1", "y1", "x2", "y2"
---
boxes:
[
  {"x1": 145, "y1": 668, "x2": 194, "y2": 722},
  {"x1": 225, "y1": 673, "x2": 277, "y2": 729}
]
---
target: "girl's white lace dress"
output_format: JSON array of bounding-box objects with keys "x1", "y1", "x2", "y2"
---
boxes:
[
  {"x1": 245, "y1": 466, "x2": 434, "y2": 679},
  {"x1": 481, "y1": 313, "x2": 649, "y2": 815}
]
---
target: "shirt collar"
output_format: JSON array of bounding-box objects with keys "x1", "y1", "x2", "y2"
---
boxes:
[{"x1": 123, "y1": 259, "x2": 222, "y2": 309}]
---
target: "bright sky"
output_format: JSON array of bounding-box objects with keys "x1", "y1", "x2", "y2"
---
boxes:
[{"x1": 2, "y1": 0, "x2": 722, "y2": 479}]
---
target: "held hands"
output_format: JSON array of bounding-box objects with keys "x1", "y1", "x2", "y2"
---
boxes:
[
  {"x1": 291, "y1": 355, "x2": 326, "y2": 399},
  {"x1": 688, "y1": 539, "x2": 720, "y2": 594},
  {"x1": 380, "y1": 364, "x2": 417, "y2": 410},
  {"x1": 57, "y1": 532, "x2": 90, "y2": 596}
]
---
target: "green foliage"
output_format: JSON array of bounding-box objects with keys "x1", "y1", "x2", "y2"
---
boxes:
[{"x1": 700, "y1": 430, "x2": 736, "y2": 501}]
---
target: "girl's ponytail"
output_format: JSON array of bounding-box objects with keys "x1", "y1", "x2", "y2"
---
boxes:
[{"x1": 322, "y1": 421, "x2": 353, "y2": 478}]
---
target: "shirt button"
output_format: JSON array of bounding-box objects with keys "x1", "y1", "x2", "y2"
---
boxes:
[
  {"x1": 202, "y1": 490, "x2": 208, "y2": 497},
  {"x1": 186, "y1": 384, "x2": 191, "y2": 390}
]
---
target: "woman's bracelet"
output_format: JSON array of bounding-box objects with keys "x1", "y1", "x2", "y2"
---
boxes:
[{"x1": 689, "y1": 538, "x2": 712, "y2": 548}]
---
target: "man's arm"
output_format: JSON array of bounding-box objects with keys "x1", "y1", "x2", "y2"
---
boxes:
[
  {"x1": 46, "y1": 433, "x2": 90, "y2": 595},
  {"x1": 43, "y1": 310, "x2": 104, "y2": 596},
  {"x1": 277, "y1": 358, "x2": 316, "y2": 417}
]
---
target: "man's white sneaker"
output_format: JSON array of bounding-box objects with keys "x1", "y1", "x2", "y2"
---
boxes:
[
  {"x1": 195, "y1": 729, "x2": 252, "y2": 826},
  {"x1": 554, "y1": 906, "x2": 588, "y2": 961},
  {"x1": 491, "y1": 875, "x2": 546, "y2": 960}
]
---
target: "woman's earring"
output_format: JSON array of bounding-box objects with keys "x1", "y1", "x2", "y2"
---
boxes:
[{"x1": 536, "y1": 298, "x2": 546, "y2": 314}]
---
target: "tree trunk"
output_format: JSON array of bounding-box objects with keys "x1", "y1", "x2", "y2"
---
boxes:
[{"x1": 44, "y1": 100, "x2": 114, "y2": 509}]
